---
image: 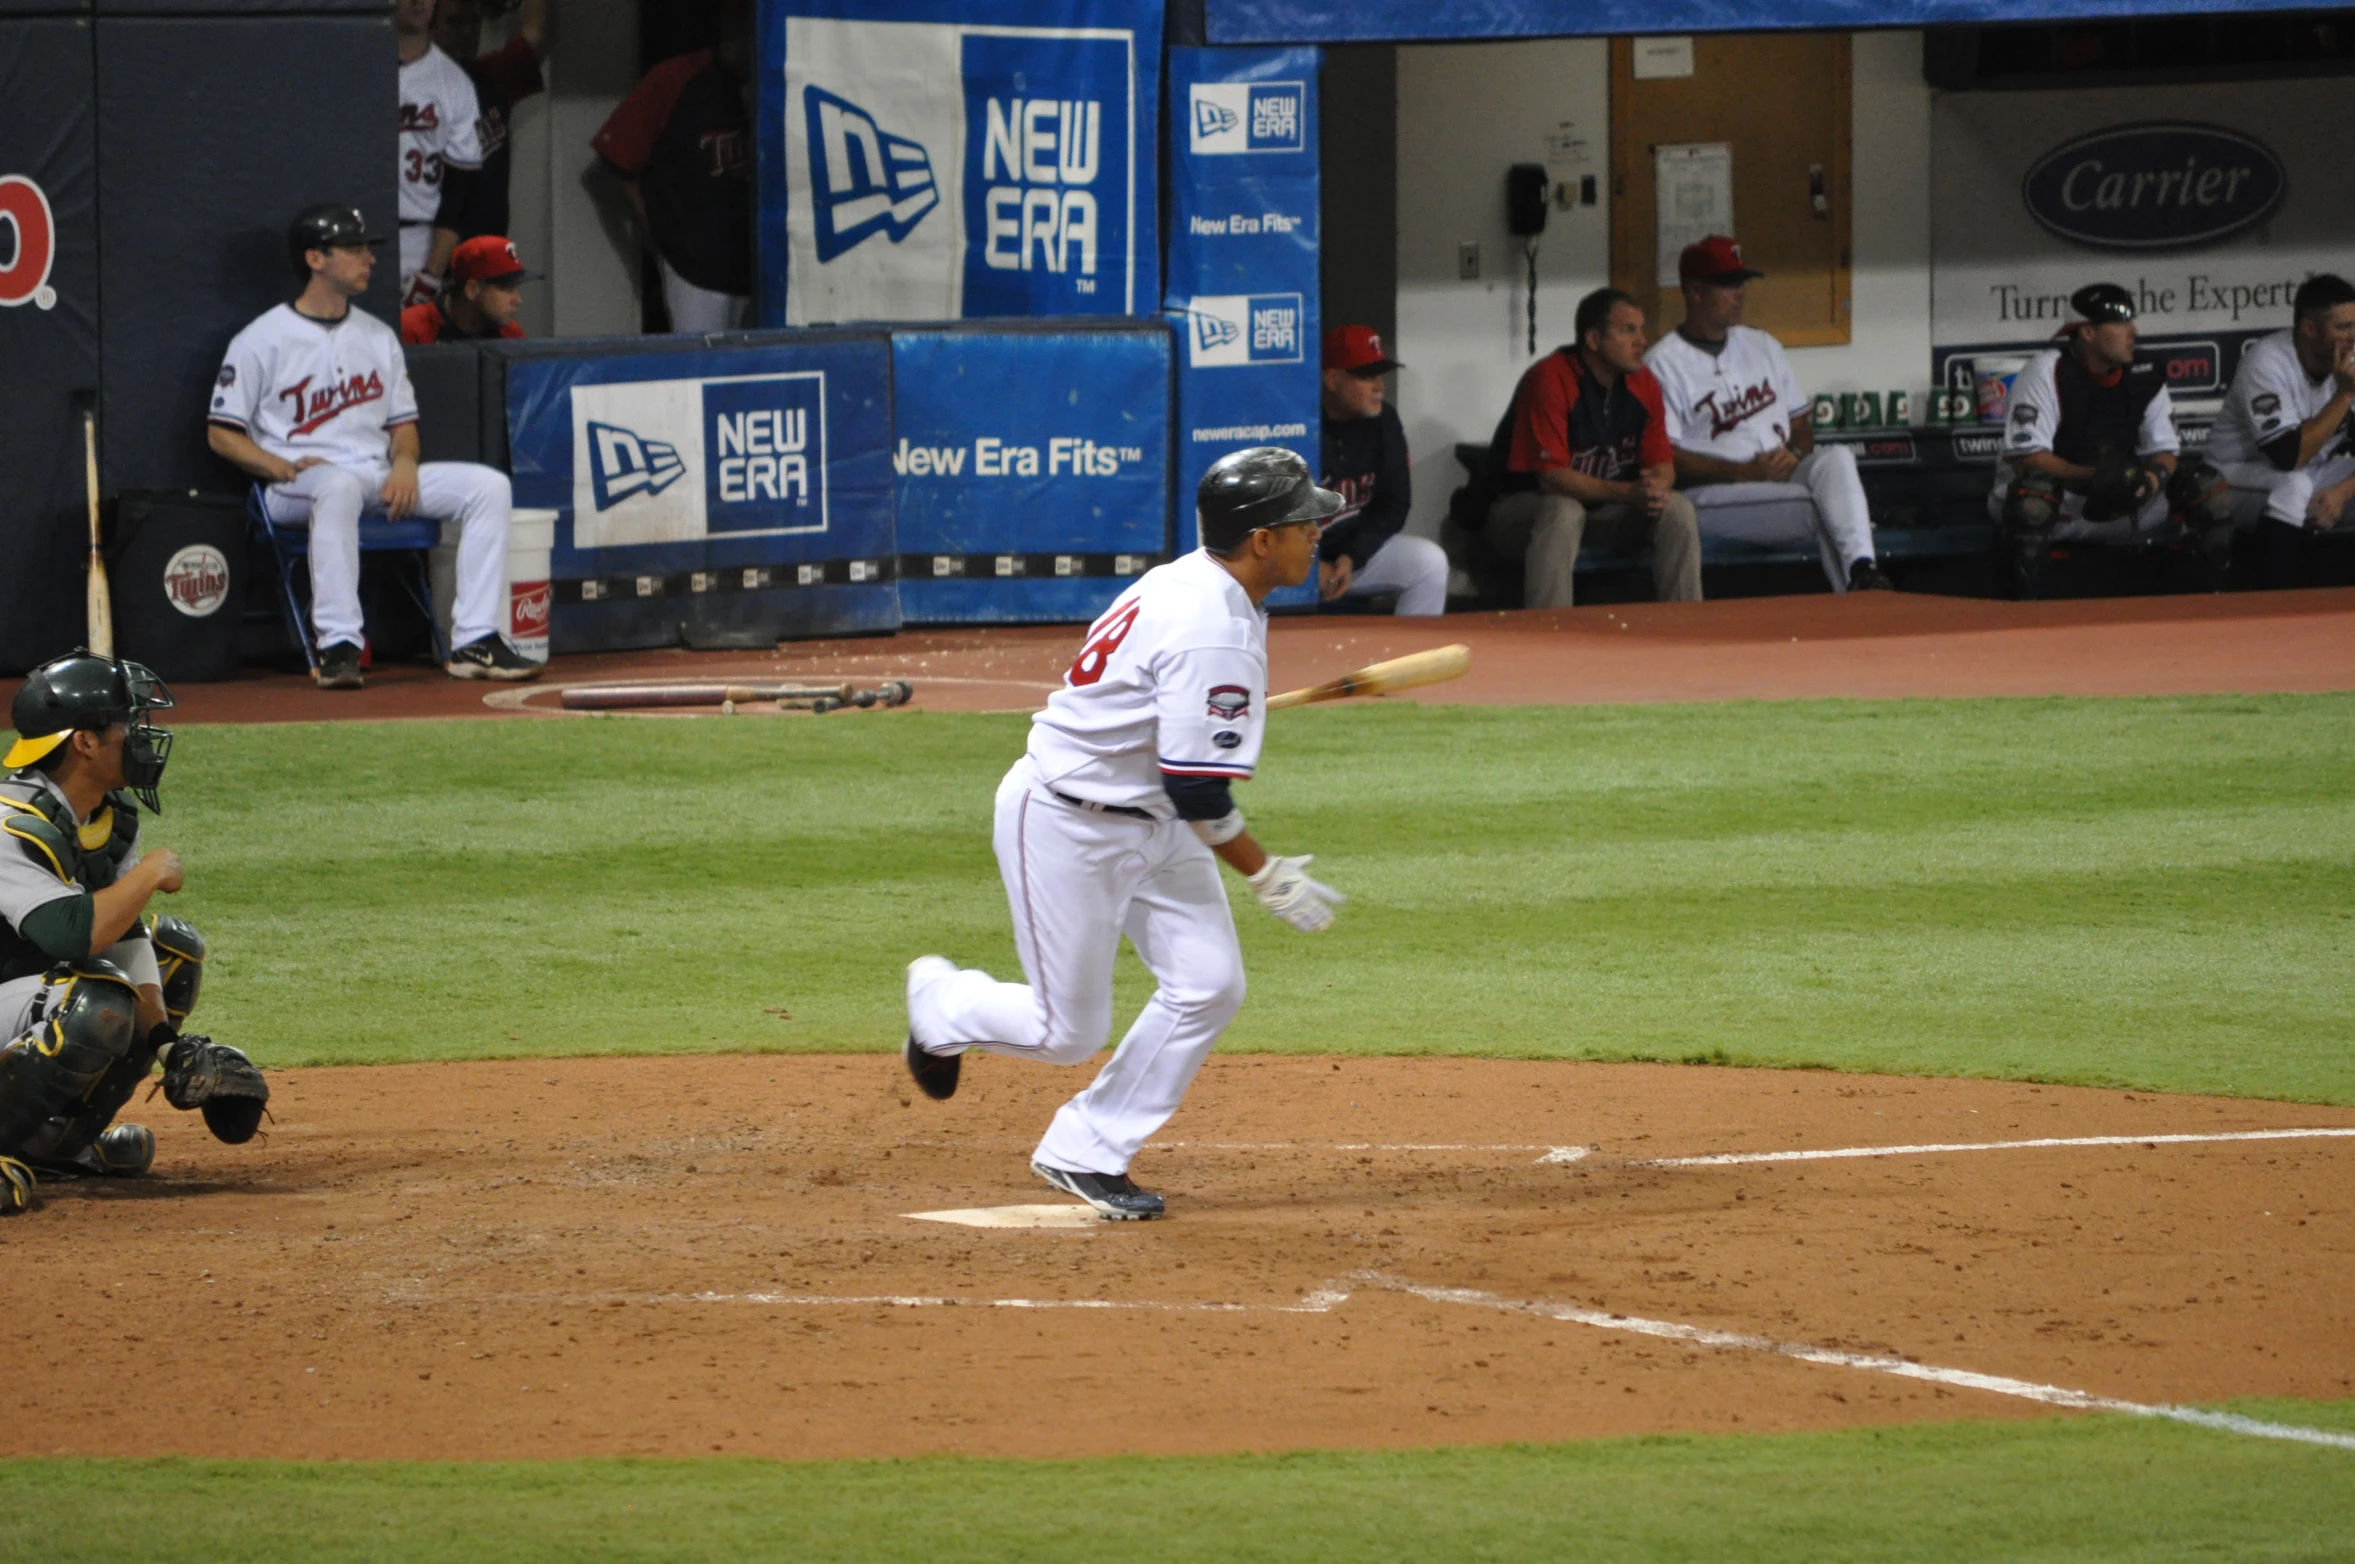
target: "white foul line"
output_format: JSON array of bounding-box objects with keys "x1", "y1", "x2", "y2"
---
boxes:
[
  {"x1": 1537, "y1": 1126, "x2": 2355, "y2": 1168},
  {"x1": 1370, "y1": 1274, "x2": 2355, "y2": 1453}
]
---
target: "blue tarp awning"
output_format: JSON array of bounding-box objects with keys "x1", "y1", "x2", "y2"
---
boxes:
[{"x1": 1208, "y1": 0, "x2": 2327, "y2": 43}]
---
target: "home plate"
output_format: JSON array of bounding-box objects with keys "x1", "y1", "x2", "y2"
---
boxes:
[{"x1": 906, "y1": 1204, "x2": 1106, "y2": 1228}]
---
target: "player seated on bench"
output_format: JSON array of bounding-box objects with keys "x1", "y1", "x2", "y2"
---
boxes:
[
  {"x1": 1987, "y1": 282, "x2": 2233, "y2": 586},
  {"x1": 1643, "y1": 236, "x2": 1893, "y2": 594},
  {"x1": 206, "y1": 204, "x2": 541, "y2": 691},
  {"x1": 2205, "y1": 273, "x2": 2355, "y2": 589},
  {"x1": 1315, "y1": 326, "x2": 1450, "y2": 615},
  {"x1": 1478, "y1": 287, "x2": 1701, "y2": 608}
]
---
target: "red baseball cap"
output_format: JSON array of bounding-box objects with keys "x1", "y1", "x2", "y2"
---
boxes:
[
  {"x1": 1323, "y1": 324, "x2": 1402, "y2": 374},
  {"x1": 448, "y1": 235, "x2": 540, "y2": 285},
  {"x1": 1678, "y1": 235, "x2": 1763, "y2": 286}
]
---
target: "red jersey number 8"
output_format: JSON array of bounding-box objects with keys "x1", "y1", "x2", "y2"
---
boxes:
[{"x1": 1068, "y1": 601, "x2": 1142, "y2": 687}]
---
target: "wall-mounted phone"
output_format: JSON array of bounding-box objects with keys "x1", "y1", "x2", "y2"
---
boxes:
[{"x1": 1506, "y1": 163, "x2": 1547, "y2": 354}]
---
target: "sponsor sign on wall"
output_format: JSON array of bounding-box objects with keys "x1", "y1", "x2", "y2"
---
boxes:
[
  {"x1": 1932, "y1": 81, "x2": 2355, "y2": 406},
  {"x1": 1165, "y1": 45, "x2": 1319, "y2": 574},
  {"x1": 760, "y1": 0, "x2": 1162, "y2": 327},
  {"x1": 892, "y1": 323, "x2": 1171, "y2": 623},
  {"x1": 503, "y1": 335, "x2": 897, "y2": 650}
]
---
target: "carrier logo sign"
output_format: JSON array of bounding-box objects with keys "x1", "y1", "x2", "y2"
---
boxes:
[
  {"x1": 805, "y1": 86, "x2": 939, "y2": 262},
  {"x1": 1184, "y1": 294, "x2": 1304, "y2": 368},
  {"x1": 587, "y1": 423, "x2": 686, "y2": 510},
  {"x1": 162, "y1": 545, "x2": 231, "y2": 618},
  {"x1": 0, "y1": 175, "x2": 59, "y2": 310},
  {"x1": 2022, "y1": 122, "x2": 2286, "y2": 252},
  {"x1": 1187, "y1": 83, "x2": 1304, "y2": 154},
  {"x1": 570, "y1": 372, "x2": 830, "y2": 548}
]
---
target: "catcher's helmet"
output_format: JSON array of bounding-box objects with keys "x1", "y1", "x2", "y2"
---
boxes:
[
  {"x1": 1195, "y1": 447, "x2": 1342, "y2": 555},
  {"x1": 287, "y1": 203, "x2": 386, "y2": 281},
  {"x1": 5, "y1": 651, "x2": 176, "y2": 812}
]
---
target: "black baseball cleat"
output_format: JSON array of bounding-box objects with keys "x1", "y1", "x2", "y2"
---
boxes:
[
  {"x1": 1847, "y1": 559, "x2": 1896, "y2": 592},
  {"x1": 1033, "y1": 1161, "x2": 1165, "y2": 1221},
  {"x1": 446, "y1": 634, "x2": 543, "y2": 682},
  {"x1": 904, "y1": 1033, "x2": 961, "y2": 1101},
  {"x1": 316, "y1": 642, "x2": 364, "y2": 690}
]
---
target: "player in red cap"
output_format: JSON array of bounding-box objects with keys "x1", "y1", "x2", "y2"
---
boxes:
[
  {"x1": 1643, "y1": 236, "x2": 1892, "y2": 593},
  {"x1": 400, "y1": 235, "x2": 537, "y2": 344},
  {"x1": 1316, "y1": 326, "x2": 1451, "y2": 614}
]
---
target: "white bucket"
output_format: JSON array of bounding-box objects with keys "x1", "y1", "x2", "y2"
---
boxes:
[{"x1": 506, "y1": 508, "x2": 556, "y2": 665}]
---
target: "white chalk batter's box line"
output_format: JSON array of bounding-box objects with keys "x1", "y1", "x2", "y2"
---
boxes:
[
  {"x1": 564, "y1": 1273, "x2": 2353, "y2": 1455},
  {"x1": 1157, "y1": 1126, "x2": 2355, "y2": 1166}
]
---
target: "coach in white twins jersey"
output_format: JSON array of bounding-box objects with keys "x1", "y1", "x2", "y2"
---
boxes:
[
  {"x1": 1988, "y1": 283, "x2": 2233, "y2": 575},
  {"x1": 1643, "y1": 237, "x2": 1891, "y2": 594},
  {"x1": 2207, "y1": 274, "x2": 2355, "y2": 588},
  {"x1": 207, "y1": 205, "x2": 539, "y2": 689},
  {"x1": 903, "y1": 449, "x2": 1347, "y2": 1221}
]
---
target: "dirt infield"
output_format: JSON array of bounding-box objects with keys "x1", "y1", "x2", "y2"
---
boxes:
[
  {"x1": 2, "y1": 1055, "x2": 2347, "y2": 1461},
  {"x1": 35, "y1": 586, "x2": 2355, "y2": 724}
]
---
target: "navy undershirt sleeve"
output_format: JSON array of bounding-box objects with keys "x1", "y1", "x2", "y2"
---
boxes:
[{"x1": 1161, "y1": 772, "x2": 1235, "y2": 822}]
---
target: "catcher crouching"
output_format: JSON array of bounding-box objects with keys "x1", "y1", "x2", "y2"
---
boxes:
[{"x1": 0, "y1": 652, "x2": 268, "y2": 1215}]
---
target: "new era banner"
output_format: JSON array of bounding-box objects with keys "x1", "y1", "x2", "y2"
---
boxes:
[
  {"x1": 503, "y1": 333, "x2": 898, "y2": 651},
  {"x1": 1164, "y1": 45, "x2": 1318, "y2": 578},
  {"x1": 760, "y1": 0, "x2": 1162, "y2": 327}
]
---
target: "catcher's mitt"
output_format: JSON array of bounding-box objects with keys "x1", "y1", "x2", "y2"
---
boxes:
[
  {"x1": 160, "y1": 1035, "x2": 271, "y2": 1145},
  {"x1": 2085, "y1": 447, "x2": 2158, "y2": 519}
]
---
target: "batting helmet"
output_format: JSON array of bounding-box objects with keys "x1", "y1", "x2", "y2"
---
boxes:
[
  {"x1": 286, "y1": 203, "x2": 386, "y2": 282},
  {"x1": 5, "y1": 651, "x2": 176, "y2": 812},
  {"x1": 1196, "y1": 447, "x2": 1342, "y2": 555}
]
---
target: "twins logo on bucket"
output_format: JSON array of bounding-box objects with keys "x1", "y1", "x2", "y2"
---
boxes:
[
  {"x1": 1184, "y1": 294, "x2": 1303, "y2": 368},
  {"x1": 162, "y1": 545, "x2": 231, "y2": 619},
  {"x1": 805, "y1": 87, "x2": 940, "y2": 263},
  {"x1": 1186, "y1": 83, "x2": 1304, "y2": 155},
  {"x1": 570, "y1": 372, "x2": 830, "y2": 549},
  {"x1": 0, "y1": 175, "x2": 59, "y2": 311}
]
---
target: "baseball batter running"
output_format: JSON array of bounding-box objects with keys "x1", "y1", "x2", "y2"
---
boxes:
[{"x1": 902, "y1": 448, "x2": 1347, "y2": 1220}]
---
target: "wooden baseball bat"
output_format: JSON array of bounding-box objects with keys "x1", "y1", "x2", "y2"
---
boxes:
[
  {"x1": 81, "y1": 398, "x2": 113, "y2": 657},
  {"x1": 560, "y1": 681, "x2": 854, "y2": 711},
  {"x1": 1267, "y1": 643, "x2": 1471, "y2": 710}
]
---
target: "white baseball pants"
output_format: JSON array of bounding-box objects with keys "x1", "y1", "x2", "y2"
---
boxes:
[
  {"x1": 2217, "y1": 455, "x2": 2355, "y2": 528},
  {"x1": 1687, "y1": 443, "x2": 1877, "y2": 590},
  {"x1": 660, "y1": 258, "x2": 750, "y2": 334},
  {"x1": 1344, "y1": 533, "x2": 1450, "y2": 616},
  {"x1": 912, "y1": 759, "x2": 1246, "y2": 1176},
  {"x1": 263, "y1": 460, "x2": 513, "y2": 650}
]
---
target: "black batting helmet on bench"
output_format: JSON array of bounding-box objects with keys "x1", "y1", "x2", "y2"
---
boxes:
[{"x1": 1195, "y1": 447, "x2": 1343, "y2": 556}]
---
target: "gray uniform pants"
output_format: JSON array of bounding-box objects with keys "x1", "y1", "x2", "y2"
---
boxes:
[{"x1": 1484, "y1": 490, "x2": 1703, "y2": 609}]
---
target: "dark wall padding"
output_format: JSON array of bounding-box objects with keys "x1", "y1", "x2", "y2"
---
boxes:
[
  {"x1": 0, "y1": 18, "x2": 101, "y2": 669},
  {"x1": 403, "y1": 343, "x2": 483, "y2": 466},
  {"x1": 96, "y1": 14, "x2": 398, "y2": 498}
]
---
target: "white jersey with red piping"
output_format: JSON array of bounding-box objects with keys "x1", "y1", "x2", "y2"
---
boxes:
[
  {"x1": 207, "y1": 304, "x2": 418, "y2": 476},
  {"x1": 1643, "y1": 324, "x2": 1808, "y2": 463},
  {"x1": 1024, "y1": 550, "x2": 1269, "y2": 819},
  {"x1": 398, "y1": 44, "x2": 485, "y2": 227}
]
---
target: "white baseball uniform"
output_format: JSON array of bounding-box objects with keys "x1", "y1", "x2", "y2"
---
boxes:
[
  {"x1": 1986, "y1": 347, "x2": 2179, "y2": 539},
  {"x1": 2207, "y1": 329, "x2": 2355, "y2": 528},
  {"x1": 397, "y1": 44, "x2": 484, "y2": 291},
  {"x1": 1644, "y1": 325, "x2": 1877, "y2": 589},
  {"x1": 908, "y1": 550, "x2": 1267, "y2": 1176},
  {"x1": 209, "y1": 302, "x2": 512, "y2": 650}
]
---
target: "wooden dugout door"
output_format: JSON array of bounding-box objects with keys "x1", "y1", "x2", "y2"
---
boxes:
[{"x1": 1610, "y1": 33, "x2": 1852, "y2": 346}]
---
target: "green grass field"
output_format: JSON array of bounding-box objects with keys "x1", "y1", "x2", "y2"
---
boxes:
[
  {"x1": 155, "y1": 693, "x2": 2355, "y2": 1101},
  {"x1": 12, "y1": 692, "x2": 2355, "y2": 1557}
]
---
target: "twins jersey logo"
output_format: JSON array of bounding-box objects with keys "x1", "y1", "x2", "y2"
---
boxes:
[
  {"x1": 570, "y1": 372, "x2": 829, "y2": 548},
  {"x1": 783, "y1": 16, "x2": 1142, "y2": 322},
  {"x1": 279, "y1": 371, "x2": 387, "y2": 437},
  {"x1": 804, "y1": 86, "x2": 940, "y2": 262},
  {"x1": 1186, "y1": 83, "x2": 1304, "y2": 154},
  {"x1": 1695, "y1": 379, "x2": 1779, "y2": 439},
  {"x1": 1183, "y1": 294, "x2": 1303, "y2": 368},
  {"x1": 1206, "y1": 684, "x2": 1251, "y2": 720},
  {"x1": 0, "y1": 174, "x2": 59, "y2": 311}
]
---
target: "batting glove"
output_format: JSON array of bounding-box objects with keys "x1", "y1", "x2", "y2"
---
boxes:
[{"x1": 1247, "y1": 854, "x2": 1345, "y2": 933}]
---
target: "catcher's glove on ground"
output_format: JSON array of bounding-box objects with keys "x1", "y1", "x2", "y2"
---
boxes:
[
  {"x1": 1247, "y1": 855, "x2": 1345, "y2": 933},
  {"x1": 160, "y1": 1036, "x2": 271, "y2": 1145}
]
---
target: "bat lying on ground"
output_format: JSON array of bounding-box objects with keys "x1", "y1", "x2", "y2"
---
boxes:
[
  {"x1": 559, "y1": 680, "x2": 914, "y2": 712},
  {"x1": 1266, "y1": 644, "x2": 1470, "y2": 710}
]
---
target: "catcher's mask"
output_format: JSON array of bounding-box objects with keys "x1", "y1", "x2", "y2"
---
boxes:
[{"x1": 5, "y1": 651, "x2": 177, "y2": 813}]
